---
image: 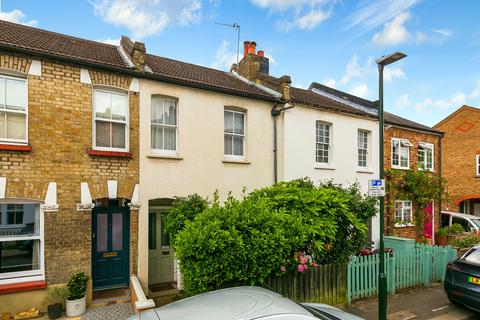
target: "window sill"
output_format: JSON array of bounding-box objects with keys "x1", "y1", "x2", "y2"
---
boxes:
[
  {"x1": 87, "y1": 149, "x2": 133, "y2": 158},
  {"x1": 0, "y1": 144, "x2": 32, "y2": 152},
  {"x1": 394, "y1": 223, "x2": 414, "y2": 228},
  {"x1": 314, "y1": 164, "x2": 335, "y2": 170},
  {"x1": 147, "y1": 154, "x2": 183, "y2": 160},
  {"x1": 418, "y1": 168, "x2": 434, "y2": 173},
  {"x1": 222, "y1": 159, "x2": 251, "y2": 165},
  {"x1": 0, "y1": 280, "x2": 46, "y2": 295},
  {"x1": 356, "y1": 168, "x2": 374, "y2": 174},
  {"x1": 391, "y1": 166, "x2": 410, "y2": 171}
]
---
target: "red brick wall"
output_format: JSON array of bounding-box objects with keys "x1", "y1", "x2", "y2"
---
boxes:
[{"x1": 383, "y1": 126, "x2": 442, "y2": 241}]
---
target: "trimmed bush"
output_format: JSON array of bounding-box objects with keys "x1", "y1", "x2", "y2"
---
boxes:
[{"x1": 173, "y1": 179, "x2": 376, "y2": 295}]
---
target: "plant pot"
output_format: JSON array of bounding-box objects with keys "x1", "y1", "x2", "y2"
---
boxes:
[
  {"x1": 66, "y1": 296, "x2": 86, "y2": 317},
  {"x1": 436, "y1": 235, "x2": 447, "y2": 246},
  {"x1": 47, "y1": 303, "x2": 62, "y2": 319}
]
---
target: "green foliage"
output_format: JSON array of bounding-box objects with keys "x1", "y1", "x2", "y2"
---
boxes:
[
  {"x1": 446, "y1": 223, "x2": 464, "y2": 235},
  {"x1": 164, "y1": 194, "x2": 208, "y2": 242},
  {"x1": 454, "y1": 234, "x2": 480, "y2": 249},
  {"x1": 435, "y1": 227, "x2": 447, "y2": 237},
  {"x1": 43, "y1": 285, "x2": 69, "y2": 308},
  {"x1": 385, "y1": 169, "x2": 448, "y2": 236},
  {"x1": 173, "y1": 178, "x2": 376, "y2": 295},
  {"x1": 67, "y1": 272, "x2": 88, "y2": 300}
]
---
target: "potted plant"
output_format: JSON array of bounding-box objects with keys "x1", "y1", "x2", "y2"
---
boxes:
[
  {"x1": 66, "y1": 272, "x2": 88, "y2": 317},
  {"x1": 44, "y1": 285, "x2": 69, "y2": 319},
  {"x1": 435, "y1": 227, "x2": 448, "y2": 246}
]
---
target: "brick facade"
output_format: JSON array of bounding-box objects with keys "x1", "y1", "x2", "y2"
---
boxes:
[
  {"x1": 434, "y1": 105, "x2": 480, "y2": 213},
  {"x1": 0, "y1": 51, "x2": 139, "y2": 302},
  {"x1": 383, "y1": 126, "x2": 442, "y2": 240}
]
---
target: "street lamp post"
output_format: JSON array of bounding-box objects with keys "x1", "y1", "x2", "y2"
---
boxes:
[{"x1": 376, "y1": 51, "x2": 407, "y2": 320}]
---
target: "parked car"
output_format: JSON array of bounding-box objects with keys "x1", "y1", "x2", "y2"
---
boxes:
[
  {"x1": 441, "y1": 211, "x2": 480, "y2": 233},
  {"x1": 444, "y1": 243, "x2": 480, "y2": 312},
  {"x1": 128, "y1": 286, "x2": 364, "y2": 320}
]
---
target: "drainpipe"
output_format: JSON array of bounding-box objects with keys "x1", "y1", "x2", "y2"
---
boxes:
[
  {"x1": 271, "y1": 103, "x2": 295, "y2": 183},
  {"x1": 437, "y1": 133, "x2": 444, "y2": 244}
]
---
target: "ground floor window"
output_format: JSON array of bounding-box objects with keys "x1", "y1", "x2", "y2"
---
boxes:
[
  {"x1": 394, "y1": 200, "x2": 412, "y2": 225},
  {"x1": 0, "y1": 202, "x2": 44, "y2": 284}
]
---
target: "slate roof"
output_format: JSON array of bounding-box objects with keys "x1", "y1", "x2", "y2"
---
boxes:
[
  {"x1": 307, "y1": 82, "x2": 443, "y2": 135},
  {"x1": 0, "y1": 20, "x2": 277, "y2": 102}
]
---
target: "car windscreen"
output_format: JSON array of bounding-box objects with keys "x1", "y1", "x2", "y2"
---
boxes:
[
  {"x1": 462, "y1": 247, "x2": 480, "y2": 265},
  {"x1": 471, "y1": 219, "x2": 480, "y2": 229},
  {"x1": 299, "y1": 304, "x2": 340, "y2": 320}
]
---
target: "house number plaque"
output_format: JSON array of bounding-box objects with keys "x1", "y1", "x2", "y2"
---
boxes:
[{"x1": 103, "y1": 252, "x2": 118, "y2": 258}]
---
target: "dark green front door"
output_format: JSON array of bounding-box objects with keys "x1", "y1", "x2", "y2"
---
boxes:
[{"x1": 92, "y1": 206, "x2": 130, "y2": 290}]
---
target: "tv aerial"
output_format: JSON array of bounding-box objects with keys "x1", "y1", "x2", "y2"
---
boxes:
[{"x1": 215, "y1": 22, "x2": 241, "y2": 68}]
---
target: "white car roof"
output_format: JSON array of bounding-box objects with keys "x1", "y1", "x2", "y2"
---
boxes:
[{"x1": 442, "y1": 211, "x2": 480, "y2": 220}]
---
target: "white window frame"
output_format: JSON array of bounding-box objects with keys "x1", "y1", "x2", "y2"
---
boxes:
[
  {"x1": 224, "y1": 109, "x2": 246, "y2": 160},
  {"x1": 391, "y1": 138, "x2": 411, "y2": 169},
  {"x1": 418, "y1": 142, "x2": 434, "y2": 172},
  {"x1": 394, "y1": 200, "x2": 413, "y2": 227},
  {"x1": 357, "y1": 129, "x2": 369, "y2": 169},
  {"x1": 92, "y1": 88, "x2": 129, "y2": 152},
  {"x1": 0, "y1": 74, "x2": 28, "y2": 145},
  {"x1": 315, "y1": 121, "x2": 332, "y2": 165},
  {"x1": 150, "y1": 96, "x2": 178, "y2": 156},
  {"x1": 0, "y1": 201, "x2": 44, "y2": 285},
  {"x1": 476, "y1": 155, "x2": 480, "y2": 176}
]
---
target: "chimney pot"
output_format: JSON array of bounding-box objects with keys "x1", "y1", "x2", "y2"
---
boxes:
[
  {"x1": 243, "y1": 41, "x2": 251, "y2": 57},
  {"x1": 258, "y1": 50, "x2": 264, "y2": 57},
  {"x1": 248, "y1": 41, "x2": 257, "y2": 55}
]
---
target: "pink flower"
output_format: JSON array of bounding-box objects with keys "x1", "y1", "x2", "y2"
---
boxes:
[
  {"x1": 297, "y1": 264, "x2": 305, "y2": 272},
  {"x1": 312, "y1": 262, "x2": 318, "y2": 267},
  {"x1": 300, "y1": 255, "x2": 308, "y2": 265},
  {"x1": 280, "y1": 266, "x2": 286, "y2": 273}
]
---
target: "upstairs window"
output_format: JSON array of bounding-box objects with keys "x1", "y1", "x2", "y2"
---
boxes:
[
  {"x1": 151, "y1": 96, "x2": 177, "y2": 154},
  {"x1": 418, "y1": 143, "x2": 434, "y2": 171},
  {"x1": 316, "y1": 122, "x2": 331, "y2": 164},
  {"x1": 224, "y1": 109, "x2": 245, "y2": 159},
  {"x1": 0, "y1": 75, "x2": 28, "y2": 144},
  {"x1": 392, "y1": 138, "x2": 411, "y2": 169},
  {"x1": 358, "y1": 130, "x2": 369, "y2": 168},
  {"x1": 93, "y1": 89, "x2": 128, "y2": 152},
  {"x1": 476, "y1": 155, "x2": 480, "y2": 176}
]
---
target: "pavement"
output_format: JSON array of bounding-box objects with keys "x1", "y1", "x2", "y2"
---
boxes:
[{"x1": 345, "y1": 283, "x2": 478, "y2": 320}]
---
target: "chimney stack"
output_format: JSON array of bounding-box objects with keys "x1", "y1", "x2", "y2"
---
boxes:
[{"x1": 120, "y1": 35, "x2": 146, "y2": 71}]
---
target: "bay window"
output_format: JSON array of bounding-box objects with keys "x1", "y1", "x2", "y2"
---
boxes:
[
  {"x1": 0, "y1": 202, "x2": 44, "y2": 284},
  {"x1": 0, "y1": 75, "x2": 28, "y2": 144},
  {"x1": 224, "y1": 109, "x2": 245, "y2": 159},
  {"x1": 93, "y1": 89, "x2": 128, "y2": 151},
  {"x1": 151, "y1": 96, "x2": 177, "y2": 154}
]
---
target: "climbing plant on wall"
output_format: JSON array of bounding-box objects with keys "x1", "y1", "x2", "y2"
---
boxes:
[{"x1": 385, "y1": 169, "x2": 448, "y2": 237}]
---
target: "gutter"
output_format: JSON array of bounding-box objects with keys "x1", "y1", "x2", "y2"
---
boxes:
[
  {"x1": 271, "y1": 103, "x2": 295, "y2": 183},
  {"x1": 0, "y1": 44, "x2": 280, "y2": 104}
]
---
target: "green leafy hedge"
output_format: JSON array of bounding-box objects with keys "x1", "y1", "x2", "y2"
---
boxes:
[{"x1": 171, "y1": 179, "x2": 376, "y2": 295}]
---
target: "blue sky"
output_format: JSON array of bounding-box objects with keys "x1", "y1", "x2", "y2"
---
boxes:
[{"x1": 2, "y1": 0, "x2": 480, "y2": 126}]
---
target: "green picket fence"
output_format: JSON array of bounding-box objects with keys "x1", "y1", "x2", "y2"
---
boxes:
[{"x1": 347, "y1": 244, "x2": 457, "y2": 304}]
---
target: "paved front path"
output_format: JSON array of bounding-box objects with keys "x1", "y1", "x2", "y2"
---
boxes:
[{"x1": 345, "y1": 283, "x2": 478, "y2": 319}]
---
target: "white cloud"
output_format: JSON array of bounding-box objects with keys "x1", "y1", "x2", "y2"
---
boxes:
[
  {"x1": 415, "y1": 92, "x2": 466, "y2": 113},
  {"x1": 95, "y1": 38, "x2": 120, "y2": 45},
  {"x1": 0, "y1": 9, "x2": 37, "y2": 26},
  {"x1": 432, "y1": 28, "x2": 452, "y2": 37},
  {"x1": 90, "y1": 0, "x2": 202, "y2": 38},
  {"x1": 211, "y1": 40, "x2": 237, "y2": 70},
  {"x1": 348, "y1": 83, "x2": 369, "y2": 99},
  {"x1": 384, "y1": 67, "x2": 406, "y2": 82},
  {"x1": 372, "y1": 12, "x2": 411, "y2": 46},
  {"x1": 339, "y1": 55, "x2": 372, "y2": 85},
  {"x1": 323, "y1": 77, "x2": 336, "y2": 88},
  {"x1": 250, "y1": 0, "x2": 334, "y2": 31},
  {"x1": 344, "y1": 0, "x2": 418, "y2": 32},
  {"x1": 394, "y1": 94, "x2": 410, "y2": 109},
  {"x1": 469, "y1": 82, "x2": 480, "y2": 100}
]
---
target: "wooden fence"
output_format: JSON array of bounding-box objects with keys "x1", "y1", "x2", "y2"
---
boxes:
[
  {"x1": 347, "y1": 244, "x2": 457, "y2": 304},
  {"x1": 263, "y1": 262, "x2": 348, "y2": 306}
]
